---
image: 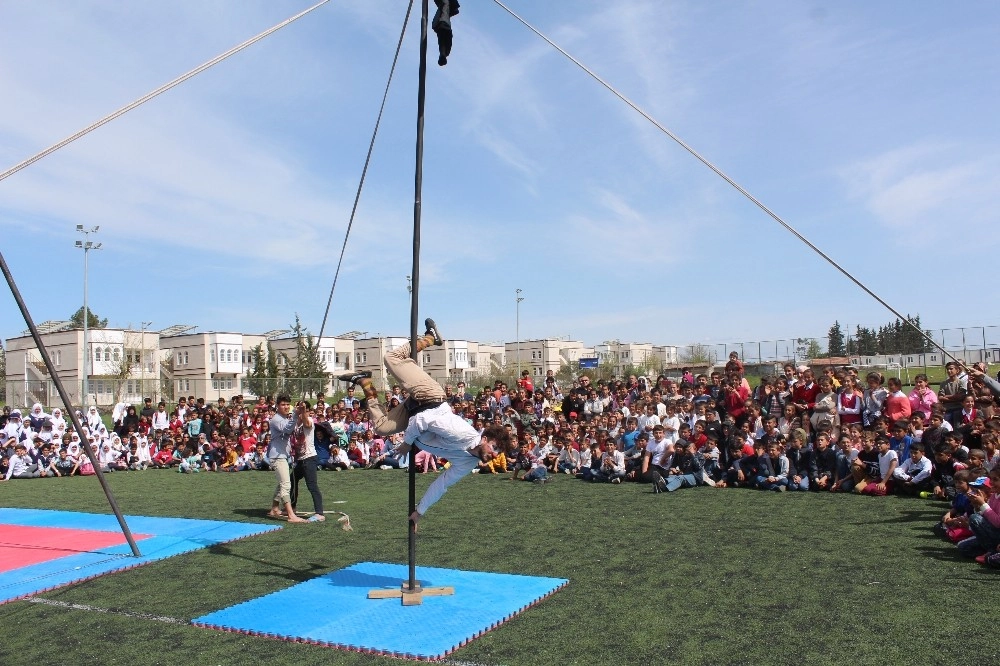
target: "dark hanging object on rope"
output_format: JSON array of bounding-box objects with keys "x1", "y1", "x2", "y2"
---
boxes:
[{"x1": 432, "y1": 0, "x2": 460, "y2": 66}]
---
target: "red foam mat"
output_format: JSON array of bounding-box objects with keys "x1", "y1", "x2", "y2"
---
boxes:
[{"x1": 0, "y1": 524, "x2": 150, "y2": 573}]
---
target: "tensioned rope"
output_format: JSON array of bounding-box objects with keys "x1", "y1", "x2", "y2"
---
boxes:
[
  {"x1": 318, "y1": 0, "x2": 415, "y2": 341},
  {"x1": 493, "y1": 0, "x2": 958, "y2": 364},
  {"x1": 0, "y1": 0, "x2": 331, "y2": 185}
]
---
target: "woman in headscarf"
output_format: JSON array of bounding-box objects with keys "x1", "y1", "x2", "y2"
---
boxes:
[
  {"x1": 28, "y1": 403, "x2": 49, "y2": 432},
  {"x1": 121, "y1": 406, "x2": 140, "y2": 435},
  {"x1": 50, "y1": 408, "x2": 68, "y2": 439},
  {"x1": 86, "y1": 406, "x2": 103, "y2": 432}
]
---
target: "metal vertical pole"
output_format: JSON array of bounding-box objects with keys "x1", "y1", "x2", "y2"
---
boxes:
[
  {"x1": 407, "y1": 0, "x2": 430, "y2": 593},
  {"x1": 83, "y1": 245, "x2": 89, "y2": 406},
  {"x1": 516, "y1": 289, "x2": 523, "y2": 377}
]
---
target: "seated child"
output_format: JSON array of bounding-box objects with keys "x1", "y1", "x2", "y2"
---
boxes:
[
  {"x1": 755, "y1": 442, "x2": 789, "y2": 492},
  {"x1": 510, "y1": 440, "x2": 547, "y2": 483},
  {"x1": 653, "y1": 439, "x2": 704, "y2": 493},
  {"x1": 859, "y1": 435, "x2": 897, "y2": 496},
  {"x1": 956, "y1": 469, "x2": 1000, "y2": 559},
  {"x1": 891, "y1": 443, "x2": 933, "y2": 495},
  {"x1": 785, "y1": 429, "x2": 811, "y2": 492},
  {"x1": 933, "y1": 470, "x2": 974, "y2": 543},
  {"x1": 965, "y1": 449, "x2": 988, "y2": 480},
  {"x1": 809, "y1": 432, "x2": 838, "y2": 491},
  {"x1": 219, "y1": 442, "x2": 242, "y2": 472},
  {"x1": 719, "y1": 441, "x2": 757, "y2": 489},
  {"x1": 556, "y1": 435, "x2": 581, "y2": 475},
  {"x1": 178, "y1": 451, "x2": 201, "y2": 473},
  {"x1": 593, "y1": 437, "x2": 626, "y2": 484},
  {"x1": 698, "y1": 432, "x2": 721, "y2": 485},
  {"x1": 931, "y1": 444, "x2": 962, "y2": 501}
]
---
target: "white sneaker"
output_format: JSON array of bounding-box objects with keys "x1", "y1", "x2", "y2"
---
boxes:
[
  {"x1": 380, "y1": 465, "x2": 391, "y2": 470},
  {"x1": 611, "y1": 477, "x2": 622, "y2": 484},
  {"x1": 471, "y1": 468, "x2": 480, "y2": 474}
]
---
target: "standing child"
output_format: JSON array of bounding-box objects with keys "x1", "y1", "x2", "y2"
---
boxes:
[
  {"x1": 862, "y1": 373, "x2": 887, "y2": 429},
  {"x1": 884, "y1": 378, "x2": 912, "y2": 422},
  {"x1": 837, "y1": 381, "x2": 862, "y2": 429}
]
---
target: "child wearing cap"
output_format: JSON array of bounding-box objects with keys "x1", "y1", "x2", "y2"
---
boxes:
[{"x1": 956, "y1": 468, "x2": 1000, "y2": 561}]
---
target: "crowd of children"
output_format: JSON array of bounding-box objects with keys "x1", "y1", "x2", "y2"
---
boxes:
[{"x1": 3, "y1": 356, "x2": 999, "y2": 567}]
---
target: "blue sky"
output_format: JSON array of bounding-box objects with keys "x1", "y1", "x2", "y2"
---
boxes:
[{"x1": 2, "y1": 0, "x2": 999, "y2": 351}]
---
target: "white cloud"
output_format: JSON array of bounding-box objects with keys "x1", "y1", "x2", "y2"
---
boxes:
[{"x1": 841, "y1": 143, "x2": 1000, "y2": 247}]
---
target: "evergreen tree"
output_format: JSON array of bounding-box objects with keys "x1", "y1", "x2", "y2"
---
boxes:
[
  {"x1": 827, "y1": 321, "x2": 846, "y2": 357},
  {"x1": 289, "y1": 315, "x2": 328, "y2": 398},
  {"x1": 70, "y1": 306, "x2": 108, "y2": 329},
  {"x1": 854, "y1": 326, "x2": 877, "y2": 355},
  {"x1": 244, "y1": 342, "x2": 279, "y2": 398}
]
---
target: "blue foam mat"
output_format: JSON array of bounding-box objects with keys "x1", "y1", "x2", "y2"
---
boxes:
[
  {"x1": 193, "y1": 561, "x2": 568, "y2": 660},
  {"x1": 0, "y1": 508, "x2": 280, "y2": 603}
]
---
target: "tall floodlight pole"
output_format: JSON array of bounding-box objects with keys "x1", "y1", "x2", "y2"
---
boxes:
[
  {"x1": 516, "y1": 289, "x2": 524, "y2": 377},
  {"x1": 140, "y1": 321, "x2": 152, "y2": 400},
  {"x1": 75, "y1": 225, "x2": 101, "y2": 408}
]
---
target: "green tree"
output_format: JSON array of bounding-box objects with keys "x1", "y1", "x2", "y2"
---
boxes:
[
  {"x1": 244, "y1": 342, "x2": 279, "y2": 398},
  {"x1": 288, "y1": 315, "x2": 328, "y2": 398},
  {"x1": 827, "y1": 321, "x2": 846, "y2": 357},
  {"x1": 69, "y1": 306, "x2": 108, "y2": 329}
]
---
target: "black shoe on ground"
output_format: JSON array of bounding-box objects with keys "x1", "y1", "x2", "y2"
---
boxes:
[
  {"x1": 651, "y1": 471, "x2": 666, "y2": 494},
  {"x1": 337, "y1": 370, "x2": 372, "y2": 385},
  {"x1": 424, "y1": 318, "x2": 443, "y2": 346}
]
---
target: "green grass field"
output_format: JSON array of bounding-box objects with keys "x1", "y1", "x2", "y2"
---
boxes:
[{"x1": 1, "y1": 469, "x2": 997, "y2": 666}]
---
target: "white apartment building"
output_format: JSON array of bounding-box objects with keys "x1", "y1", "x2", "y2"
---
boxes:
[
  {"x1": 5, "y1": 325, "x2": 159, "y2": 408},
  {"x1": 160, "y1": 331, "x2": 245, "y2": 401},
  {"x1": 504, "y1": 338, "x2": 591, "y2": 378},
  {"x1": 595, "y1": 341, "x2": 680, "y2": 376},
  {"x1": 420, "y1": 339, "x2": 508, "y2": 385}
]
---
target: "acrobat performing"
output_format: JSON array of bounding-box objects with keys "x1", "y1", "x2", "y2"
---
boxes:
[{"x1": 339, "y1": 318, "x2": 510, "y2": 530}]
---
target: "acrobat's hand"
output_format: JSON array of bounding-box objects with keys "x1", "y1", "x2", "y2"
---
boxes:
[{"x1": 409, "y1": 509, "x2": 422, "y2": 533}]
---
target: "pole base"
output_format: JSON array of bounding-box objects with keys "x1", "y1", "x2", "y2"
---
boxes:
[{"x1": 368, "y1": 581, "x2": 455, "y2": 606}]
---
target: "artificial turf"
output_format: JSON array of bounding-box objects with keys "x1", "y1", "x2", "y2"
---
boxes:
[{"x1": 0, "y1": 468, "x2": 997, "y2": 665}]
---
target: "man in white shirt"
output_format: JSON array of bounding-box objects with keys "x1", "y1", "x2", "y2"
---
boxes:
[
  {"x1": 152, "y1": 402, "x2": 170, "y2": 436},
  {"x1": 340, "y1": 319, "x2": 511, "y2": 528}
]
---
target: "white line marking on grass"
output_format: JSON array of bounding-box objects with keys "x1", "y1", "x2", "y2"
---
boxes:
[
  {"x1": 24, "y1": 597, "x2": 187, "y2": 624},
  {"x1": 25, "y1": 598, "x2": 506, "y2": 664}
]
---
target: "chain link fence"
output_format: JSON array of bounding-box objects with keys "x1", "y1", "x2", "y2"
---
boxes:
[{"x1": 3, "y1": 376, "x2": 336, "y2": 414}]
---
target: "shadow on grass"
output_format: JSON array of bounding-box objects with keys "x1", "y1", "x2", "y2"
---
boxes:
[
  {"x1": 849, "y1": 508, "x2": 941, "y2": 525},
  {"x1": 230, "y1": 507, "x2": 279, "y2": 521},
  {"x1": 206, "y1": 542, "x2": 329, "y2": 583}
]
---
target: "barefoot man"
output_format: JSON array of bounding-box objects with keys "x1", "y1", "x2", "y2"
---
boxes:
[
  {"x1": 340, "y1": 319, "x2": 511, "y2": 530},
  {"x1": 267, "y1": 395, "x2": 307, "y2": 523}
]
